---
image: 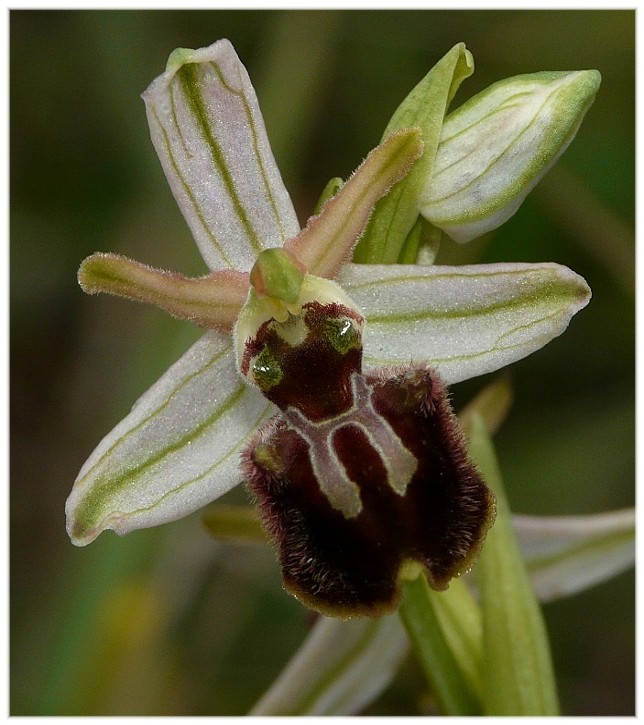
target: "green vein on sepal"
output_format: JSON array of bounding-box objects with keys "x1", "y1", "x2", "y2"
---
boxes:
[
  {"x1": 71, "y1": 381, "x2": 249, "y2": 539},
  {"x1": 76, "y1": 342, "x2": 233, "y2": 487},
  {"x1": 365, "y1": 276, "x2": 581, "y2": 325},
  {"x1": 151, "y1": 103, "x2": 233, "y2": 267},
  {"x1": 516, "y1": 509, "x2": 635, "y2": 602},
  {"x1": 250, "y1": 614, "x2": 407, "y2": 715},
  {"x1": 177, "y1": 62, "x2": 263, "y2": 255}
]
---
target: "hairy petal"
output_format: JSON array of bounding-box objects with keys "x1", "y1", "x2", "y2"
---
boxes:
[
  {"x1": 143, "y1": 39, "x2": 300, "y2": 272},
  {"x1": 79, "y1": 253, "x2": 249, "y2": 330},
  {"x1": 284, "y1": 129, "x2": 423, "y2": 279},
  {"x1": 66, "y1": 333, "x2": 274, "y2": 545},
  {"x1": 339, "y1": 262, "x2": 591, "y2": 384}
]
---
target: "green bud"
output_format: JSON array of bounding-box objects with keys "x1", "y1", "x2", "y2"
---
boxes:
[
  {"x1": 354, "y1": 43, "x2": 474, "y2": 264},
  {"x1": 421, "y1": 69, "x2": 601, "y2": 243},
  {"x1": 313, "y1": 177, "x2": 344, "y2": 215}
]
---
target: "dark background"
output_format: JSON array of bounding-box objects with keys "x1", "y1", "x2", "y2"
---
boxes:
[{"x1": 11, "y1": 9, "x2": 634, "y2": 715}]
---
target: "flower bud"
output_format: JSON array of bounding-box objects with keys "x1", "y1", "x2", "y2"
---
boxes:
[{"x1": 421, "y1": 69, "x2": 601, "y2": 243}]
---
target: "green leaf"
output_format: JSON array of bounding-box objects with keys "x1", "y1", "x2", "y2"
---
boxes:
[
  {"x1": 354, "y1": 43, "x2": 474, "y2": 264},
  {"x1": 430, "y1": 578, "x2": 483, "y2": 701},
  {"x1": 467, "y1": 413, "x2": 559, "y2": 715}
]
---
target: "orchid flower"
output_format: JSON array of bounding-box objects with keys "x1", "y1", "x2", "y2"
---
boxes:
[{"x1": 66, "y1": 39, "x2": 598, "y2": 619}]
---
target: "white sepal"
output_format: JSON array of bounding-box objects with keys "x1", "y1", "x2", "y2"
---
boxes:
[
  {"x1": 250, "y1": 613, "x2": 408, "y2": 715},
  {"x1": 143, "y1": 39, "x2": 300, "y2": 271},
  {"x1": 66, "y1": 332, "x2": 274, "y2": 545},
  {"x1": 515, "y1": 508, "x2": 635, "y2": 602},
  {"x1": 339, "y1": 261, "x2": 591, "y2": 384}
]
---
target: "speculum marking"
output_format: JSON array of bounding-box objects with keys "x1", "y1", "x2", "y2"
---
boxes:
[{"x1": 285, "y1": 372, "x2": 418, "y2": 518}]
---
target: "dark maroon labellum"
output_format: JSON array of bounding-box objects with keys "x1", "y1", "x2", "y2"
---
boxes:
[{"x1": 242, "y1": 301, "x2": 495, "y2": 618}]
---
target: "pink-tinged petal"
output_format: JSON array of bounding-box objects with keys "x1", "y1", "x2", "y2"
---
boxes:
[
  {"x1": 339, "y1": 261, "x2": 591, "y2": 385},
  {"x1": 143, "y1": 39, "x2": 300, "y2": 272},
  {"x1": 284, "y1": 129, "x2": 423, "y2": 279},
  {"x1": 66, "y1": 332, "x2": 274, "y2": 546},
  {"x1": 79, "y1": 253, "x2": 249, "y2": 331}
]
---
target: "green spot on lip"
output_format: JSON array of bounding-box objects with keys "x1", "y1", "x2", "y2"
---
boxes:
[
  {"x1": 252, "y1": 345, "x2": 284, "y2": 390},
  {"x1": 324, "y1": 317, "x2": 362, "y2": 354}
]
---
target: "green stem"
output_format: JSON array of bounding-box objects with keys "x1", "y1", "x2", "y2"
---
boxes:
[
  {"x1": 431, "y1": 577, "x2": 484, "y2": 700},
  {"x1": 467, "y1": 413, "x2": 560, "y2": 715},
  {"x1": 399, "y1": 573, "x2": 481, "y2": 715}
]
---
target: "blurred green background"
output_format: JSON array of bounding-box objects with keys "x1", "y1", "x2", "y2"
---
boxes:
[{"x1": 10, "y1": 9, "x2": 634, "y2": 716}]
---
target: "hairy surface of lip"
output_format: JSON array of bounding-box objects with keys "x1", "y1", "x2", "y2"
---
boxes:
[{"x1": 242, "y1": 301, "x2": 495, "y2": 618}]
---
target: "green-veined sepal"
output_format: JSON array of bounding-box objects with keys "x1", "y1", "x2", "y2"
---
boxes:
[
  {"x1": 250, "y1": 614, "x2": 408, "y2": 715},
  {"x1": 339, "y1": 261, "x2": 590, "y2": 384},
  {"x1": 515, "y1": 508, "x2": 635, "y2": 602},
  {"x1": 65, "y1": 333, "x2": 273, "y2": 545},
  {"x1": 143, "y1": 39, "x2": 300, "y2": 272}
]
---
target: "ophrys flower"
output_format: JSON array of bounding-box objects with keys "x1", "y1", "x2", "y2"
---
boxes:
[{"x1": 66, "y1": 39, "x2": 594, "y2": 617}]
